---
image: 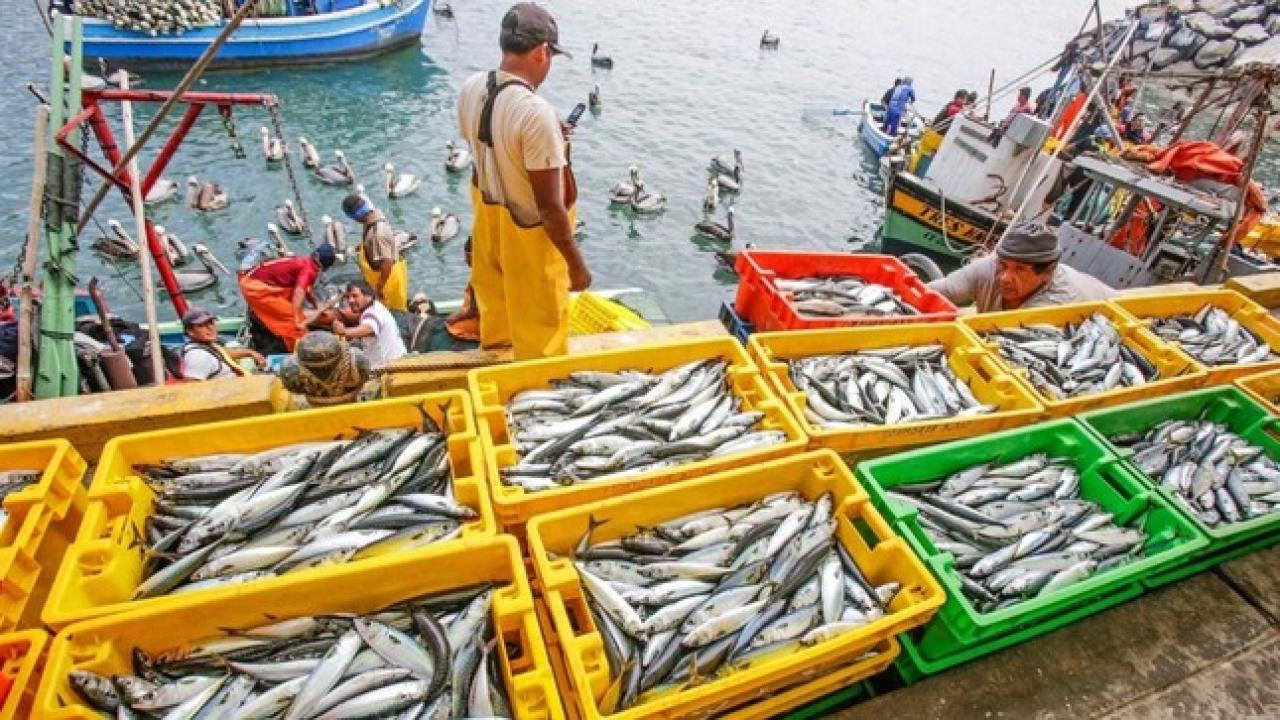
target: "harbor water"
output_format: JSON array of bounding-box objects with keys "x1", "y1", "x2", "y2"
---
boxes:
[{"x1": 8, "y1": 0, "x2": 1272, "y2": 326}]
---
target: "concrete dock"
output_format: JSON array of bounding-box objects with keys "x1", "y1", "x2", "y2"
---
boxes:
[{"x1": 836, "y1": 545, "x2": 1280, "y2": 719}]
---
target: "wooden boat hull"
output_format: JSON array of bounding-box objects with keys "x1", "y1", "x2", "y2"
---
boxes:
[
  {"x1": 70, "y1": 0, "x2": 430, "y2": 70},
  {"x1": 878, "y1": 170, "x2": 1004, "y2": 271}
]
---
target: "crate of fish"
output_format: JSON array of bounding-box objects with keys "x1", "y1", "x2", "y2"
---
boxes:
[
  {"x1": 467, "y1": 337, "x2": 806, "y2": 530},
  {"x1": 1078, "y1": 387, "x2": 1280, "y2": 586},
  {"x1": 732, "y1": 250, "x2": 958, "y2": 333},
  {"x1": 961, "y1": 302, "x2": 1204, "y2": 419},
  {"x1": 1111, "y1": 289, "x2": 1280, "y2": 385},
  {"x1": 0, "y1": 630, "x2": 48, "y2": 718},
  {"x1": 855, "y1": 418, "x2": 1206, "y2": 660},
  {"x1": 35, "y1": 536, "x2": 563, "y2": 720},
  {"x1": 42, "y1": 392, "x2": 494, "y2": 629},
  {"x1": 526, "y1": 450, "x2": 943, "y2": 720},
  {"x1": 1237, "y1": 368, "x2": 1280, "y2": 416},
  {"x1": 0, "y1": 441, "x2": 87, "y2": 632},
  {"x1": 748, "y1": 324, "x2": 1044, "y2": 455}
]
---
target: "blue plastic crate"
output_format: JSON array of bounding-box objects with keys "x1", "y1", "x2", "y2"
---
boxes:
[{"x1": 719, "y1": 300, "x2": 753, "y2": 344}]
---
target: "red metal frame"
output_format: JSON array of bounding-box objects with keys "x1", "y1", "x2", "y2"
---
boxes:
[{"x1": 55, "y1": 88, "x2": 277, "y2": 317}]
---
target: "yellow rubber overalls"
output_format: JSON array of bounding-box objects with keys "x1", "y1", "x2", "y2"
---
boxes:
[
  {"x1": 357, "y1": 219, "x2": 409, "y2": 312},
  {"x1": 470, "y1": 72, "x2": 577, "y2": 360}
]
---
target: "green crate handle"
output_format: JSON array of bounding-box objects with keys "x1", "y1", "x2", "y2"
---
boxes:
[{"x1": 1094, "y1": 456, "x2": 1142, "y2": 519}]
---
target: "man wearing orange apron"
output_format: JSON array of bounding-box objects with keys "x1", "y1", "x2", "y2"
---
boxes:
[
  {"x1": 238, "y1": 244, "x2": 335, "y2": 351},
  {"x1": 457, "y1": 2, "x2": 591, "y2": 360}
]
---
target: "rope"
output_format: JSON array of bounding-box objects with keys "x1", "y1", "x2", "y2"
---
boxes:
[
  {"x1": 291, "y1": 342, "x2": 362, "y2": 400},
  {"x1": 935, "y1": 186, "x2": 977, "y2": 256}
]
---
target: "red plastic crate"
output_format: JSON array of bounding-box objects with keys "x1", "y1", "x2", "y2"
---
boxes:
[{"x1": 733, "y1": 250, "x2": 957, "y2": 332}]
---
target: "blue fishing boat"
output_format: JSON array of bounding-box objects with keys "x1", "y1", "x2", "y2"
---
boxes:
[
  {"x1": 70, "y1": 0, "x2": 431, "y2": 71},
  {"x1": 858, "y1": 99, "x2": 925, "y2": 157}
]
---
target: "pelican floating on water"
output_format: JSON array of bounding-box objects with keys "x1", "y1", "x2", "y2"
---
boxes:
[
  {"x1": 609, "y1": 166, "x2": 641, "y2": 204},
  {"x1": 713, "y1": 166, "x2": 742, "y2": 193},
  {"x1": 174, "y1": 244, "x2": 232, "y2": 293},
  {"x1": 314, "y1": 150, "x2": 355, "y2": 185},
  {"x1": 260, "y1": 127, "x2": 285, "y2": 163},
  {"x1": 430, "y1": 208, "x2": 460, "y2": 242},
  {"x1": 91, "y1": 219, "x2": 140, "y2": 260},
  {"x1": 144, "y1": 177, "x2": 178, "y2": 205},
  {"x1": 384, "y1": 163, "x2": 421, "y2": 198},
  {"x1": 696, "y1": 206, "x2": 735, "y2": 242},
  {"x1": 589, "y1": 84, "x2": 602, "y2": 110},
  {"x1": 266, "y1": 223, "x2": 293, "y2": 258},
  {"x1": 298, "y1": 137, "x2": 321, "y2": 169},
  {"x1": 760, "y1": 30, "x2": 780, "y2": 48},
  {"x1": 630, "y1": 182, "x2": 666, "y2": 214},
  {"x1": 154, "y1": 225, "x2": 191, "y2": 268},
  {"x1": 445, "y1": 141, "x2": 471, "y2": 173},
  {"x1": 710, "y1": 149, "x2": 743, "y2": 177},
  {"x1": 322, "y1": 215, "x2": 347, "y2": 259},
  {"x1": 702, "y1": 178, "x2": 719, "y2": 213},
  {"x1": 186, "y1": 176, "x2": 229, "y2": 211},
  {"x1": 275, "y1": 199, "x2": 306, "y2": 235},
  {"x1": 591, "y1": 43, "x2": 614, "y2": 68}
]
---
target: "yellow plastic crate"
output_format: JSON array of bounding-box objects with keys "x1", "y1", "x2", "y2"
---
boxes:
[
  {"x1": 468, "y1": 337, "x2": 807, "y2": 532},
  {"x1": 749, "y1": 323, "x2": 1045, "y2": 456},
  {"x1": 0, "y1": 441, "x2": 86, "y2": 632},
  {"x1": 42, "y1": 392, "x2": 494, "y2": 629},
  {"x1": 569, "y1": 292, "x2": 651, "y2": 336},
  {"x1": 1236, "y1": 369, "x2": 1280, "y2": 415},
  {"x1": 525, "y1": 450, "x2": 944, "y2": 720},
  {"x1": 962, "y1": 301, "x2": 1205, "y2": 419},
  {"x1": 0, "y1": 630, "x2": 47, "y2": 719},
  {"x1": 1111, "y1": 289, "x2": 1280, "y2": 385},
  {"x1": 36, "y1": 537, "x2": 562, "y2": 720}
]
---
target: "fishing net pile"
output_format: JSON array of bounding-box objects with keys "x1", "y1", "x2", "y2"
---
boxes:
[{"x1": 74, "y1": 0, "x2": 224, "y2": 35}]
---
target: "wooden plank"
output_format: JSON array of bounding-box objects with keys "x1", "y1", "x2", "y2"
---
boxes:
[
  {"x1": 1228, "y1": 273, "x2": 1280, "y2": 309},
  {"x1": 0, "y1": 376, "x2": 287, "y2": 461}
]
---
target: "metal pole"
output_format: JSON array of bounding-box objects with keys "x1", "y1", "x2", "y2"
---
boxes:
[
  {"x1": 16, "y1": 105, "x2": 50, "y2": 402},
  {"x1": 985, "y1": 69, "x2": 995, "y2": 122},
  {"x1": 76, "y1": 0, "x2": 264, "y2": 233},
  {"x1": 1213, "y1": 104, "x2": 1270, "y2": 280},
  {"x1": 118, "y1": 74, "x2": 165, "y2": 385}
]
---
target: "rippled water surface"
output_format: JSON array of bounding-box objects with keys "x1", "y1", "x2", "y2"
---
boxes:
[{"x1": 9, "y1": 0, "x2": 1261, "y2": 325}]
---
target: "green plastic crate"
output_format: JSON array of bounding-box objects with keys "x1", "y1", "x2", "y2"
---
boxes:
[
  {"x1": 1078, "y1": 386, "x2": 1280, "y2": 587},
  {"x1": 855, "y1": 419, "x2": 1208, "y2": 659},
  {"x1": 782, "y1": 681, "x2": 873, "y2": 719}
]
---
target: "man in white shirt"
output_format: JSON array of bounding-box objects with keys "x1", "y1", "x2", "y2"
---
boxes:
[{"x1": 332, "y1": 280, "x2": 407, "y2": 366}]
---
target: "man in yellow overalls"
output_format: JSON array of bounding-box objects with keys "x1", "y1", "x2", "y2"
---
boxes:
[
  {"x1": 342, "y1": 193, "x2": 409, "y2": 312},
  {"x1": 457, "y1": 2, "x2": 591, "y2": 360}
]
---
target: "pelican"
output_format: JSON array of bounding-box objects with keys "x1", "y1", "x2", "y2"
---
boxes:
[
  {"x1": 354, "y1": 183, "x2": 373, "y2": 205},
  {"x1": 396, "y1": 230, "x2": 419, "y2": 253},
  {"x1": 154, "y1": 226, "x2": 191, "y2": 267},
  {"x1": 710, "y1": 148, "x2": 743, "y2": 177},
  {"x1": 174, "y1": 244, "x2": 232, "y2": 293},
  {"x1": 696, "y1": 206, "x2": 735, "y2": 242},
  {"x1": 384, "y1": 163, "x2": 421, "y2": 198},
  {"x1": 589, "y1": 84, "x2": 602, "y2": 110},
  {"x1": 186, "y1": 176, "x2": 229, "y2": 211},
  {"x1": 715, "y1": 242, "x2": 753, "y2": 270},
  {"x1": 144, "y1": 177, "x2": 178, "y2": 204},
  {"x1": 702, "y1": 178, "x2": 719, "y2": 213},
  {"x1": 760, "y1": 30, "x2": 780, "y2": 48},
  {"x1": 91, "y1": 219, "x2": 139, "y2": 260},
  {"x1": 713, "y1": 166, "x2": 742, "y2": 193},
  {"x1": 430, "y1": 208, "x2": 460, "y2": 242},
  {"x1": 322, "y1": 214, "x2": 347, "y2": 258},
  {"x1": 275, "y1": 199, "x2": 306, "y2": 235},
  {"x1": 314, "y1": 150, "x2": 355, "y2": 185},
  {"x1": 609, "y1": 165, "x2": 641, "y2": 204},
  {"x1": 266, "y1": 223, "x2": 293, "y2": 257},
  {"x1": 445, "y1": 141, "x2": 470, "y2": 173},
  {"x1": 591, "y1": 43, "x2": 614, "y2": 68},
  {"x1": 433, "y1": 1, "x2": 454, "y2": 17},
  {"x1": 630, "y1": 183, "x2": 666, "y2": 214},
  {"x1": 298, "y1": 137, "x2": 321, "y2": 169},
  {"x1": 260, "y1": 127, "x2": 285, "y2": 163}
]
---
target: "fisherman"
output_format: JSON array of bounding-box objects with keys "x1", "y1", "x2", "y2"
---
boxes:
[
  {"x1": 457, "y1": 2, "x2": 591, "y2": 360},
  {"x1": 1121, "y1": 113, "x2": 1150, "y2": 144},
  {"x1": 932, "y1": 89, "x2": 969, "y2": 127},
  {"x1": 414, "y1": 238, "x2": 481, "y2": 352},
  {"x1": 331, "y1": 279, "x2": 407, "y2": 366},
  {"x1": 238, "y1": 243, "x2": 335, "y2": 352},
  {"x1": 880, "y1": 78, "x2": 901, "y2": 107},
  {"x1": 882, "y1": 76, "x2": 916, "y2": 136},
  {"x1": 928, "y1": 223, "x2": 1114, "y2": 312},
  {"x1": 180, "y1": 307, "x2": 265, "y2": 381},
  {"x1": 965, "y1": 90, "x2": 982, "y2": 120},
  {"x1": 342, "y1": 193, "x2": 409, "y2": 312},
  {"x1": 998, "y1": 86, "x2": 1035, "y2": 131}
]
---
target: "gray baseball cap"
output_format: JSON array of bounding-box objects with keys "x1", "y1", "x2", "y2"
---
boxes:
[{"x1": 500, "y1": 3, "x2": 572, "y2": 58}]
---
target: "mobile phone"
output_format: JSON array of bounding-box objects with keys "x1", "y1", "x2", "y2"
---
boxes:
[{"x1": 566, "y1": 102, "x2": 587, "y2": 126}]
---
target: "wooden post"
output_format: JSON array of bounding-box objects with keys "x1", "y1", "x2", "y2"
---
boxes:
[
  {"x1": 15, "y1": 105, "x2": 50, "y2": 402},
  {"x1": 1212, "y1": 104, "x2": 1269, "y2": 281},
  {"x1": 118, "y1": 74, "x2": 166, "y2": 385}
]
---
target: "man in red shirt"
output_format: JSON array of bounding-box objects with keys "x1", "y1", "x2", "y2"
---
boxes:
[
  {"x1": 238, "y1": 244, "x2": 335, "y2": 351},
  {"x1": 932, "y1": 89, "x2": 968, "y2": 128},
  {"x1": 998, "y1": 87, "x2": 1035, "y2": 131}
]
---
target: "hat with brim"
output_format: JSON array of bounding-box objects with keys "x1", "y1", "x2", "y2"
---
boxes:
[
  {"x1": 182, "y1": 308, "x2": 216, "y2": 328},
  {"x1": 501, "y1": 3, "x2": 572, "y2": 58}
]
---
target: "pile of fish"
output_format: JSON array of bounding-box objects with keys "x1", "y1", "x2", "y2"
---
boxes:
[
  {"x1": 786, "y1": 345, "x2": 995, "y2": 428},
  {"x1": 1148, "y1": 305, "x2": 1278, "y2": 367},
  {"x1": 500, "y1": 360, "x2": 785, "y2": 492},
  {"x1": 68, "y1": 585, "x2": 512, "y2": 719},
  {"x1": 134, "y1": 415, "x2": 476, "y2": 599},
  {"x1": 887, "y1": 454, "x2": 1149, "y2": 612},
  {"x1": 982, "y1": 313, "x2": 1160, "y2": 400},
  {"x1": 0, "y1": 470, "x2": 39, "y2": 532},
  {"x1": 775, "y1": 276, "x2": 920, "y2": 318},
  {"x1": 1110, "y1": 419, "x2": 1280, "y2": 527},
  {"x1": 569, "y1": 492, "x2": 900, "y2": 712},
  {"x1": 74, "y1": 0, "x2": 223, "y2": 35}
]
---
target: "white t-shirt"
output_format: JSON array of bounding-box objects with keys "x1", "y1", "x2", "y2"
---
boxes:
[
  {"x1": 357, "y1": 301, "x2": 407, "y2": 366},
  {"x1": 457, "y1": 70, "x2": 567, "y2": 228},
  {"x1": 182, "y1": 343, "x2": 236, "y2": 380}
]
